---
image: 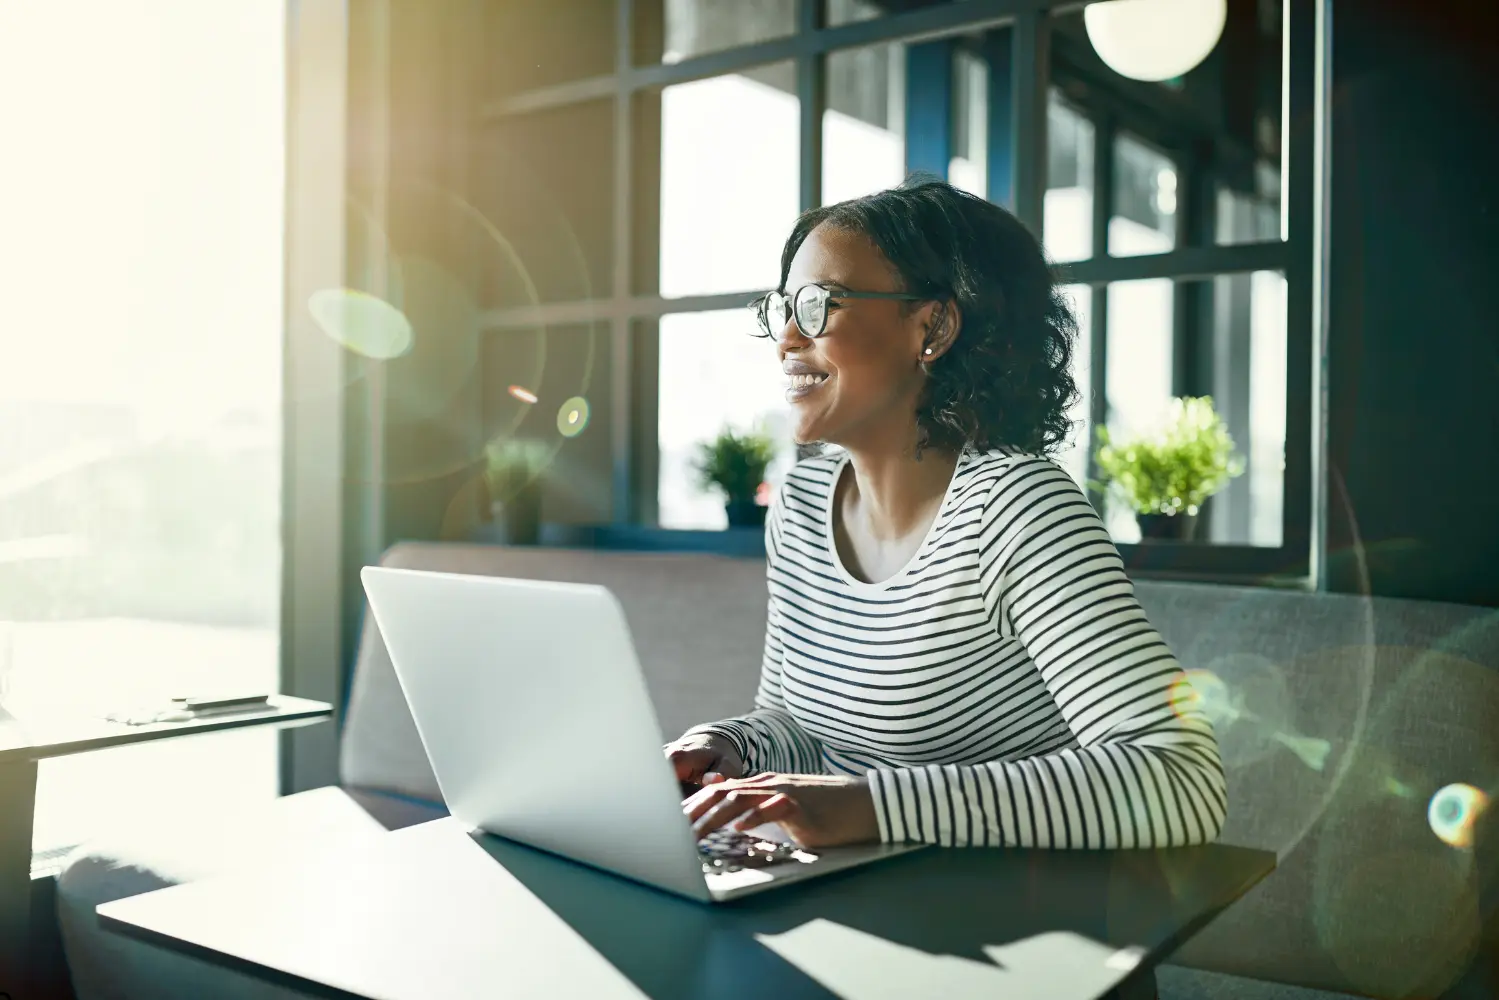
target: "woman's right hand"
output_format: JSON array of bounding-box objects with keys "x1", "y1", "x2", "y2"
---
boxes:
[{"x1": 664, "y1": 731, "x2": 746, "y2": 789}]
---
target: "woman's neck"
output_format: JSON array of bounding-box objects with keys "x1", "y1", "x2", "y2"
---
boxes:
[{"x1": 839, "y1": 442, "x2": 961, "y2": 541}]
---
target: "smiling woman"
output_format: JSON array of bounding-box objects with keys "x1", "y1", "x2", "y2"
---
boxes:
[
  {"x1": 667, "y1": 179, "x2": 1226, "y2": 850},
  {"x1": 753, "y1": 181, "x2": 1080, "y2": 459}
]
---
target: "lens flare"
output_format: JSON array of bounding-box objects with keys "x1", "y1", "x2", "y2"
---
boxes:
[
  {"x1": 1170, "y1": 669, "x2": 1234, "y2": 723},
  {"x1": 556, "y1": 396, "x2": 590, "y2": 437},
  {"x1": 307, "y1": 288, "x2": 413, "y2": 359},
  {"x1": 508, "y1": 385, "x2": 539, "y2": 405},
  {"x1": 1385, "y1": 777, "x2": 1416, "y2": 799},
  {"x1": 1428, "y1": 783, "x2": 1488, "y2": 849},
  {"x1": 1171, "y1": 664, "x2": 1333, "y2": 771},
  {"x1": 1272, "y1": 732, "x2": 1331, "y2": 772}
]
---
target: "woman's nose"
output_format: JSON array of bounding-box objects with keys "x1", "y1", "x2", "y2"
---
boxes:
[{"x1": 775, "y1": 312, "x2": 811, "y2": 351}]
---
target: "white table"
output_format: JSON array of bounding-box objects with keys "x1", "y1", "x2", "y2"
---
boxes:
[
  {"x1": 0, "y1": 695, "x2": 332, "y2": 992},
  {"x1": 98, "y1": 817, "x2": 1276, "y2": 1000}
]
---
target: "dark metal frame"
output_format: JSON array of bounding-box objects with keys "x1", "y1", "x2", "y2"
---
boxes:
[{"x1": 477, "y1": 0, "x2": 1328, "y2": 585}]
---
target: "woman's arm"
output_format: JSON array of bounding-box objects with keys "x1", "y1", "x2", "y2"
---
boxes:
[
  {"x1": 866, "y1": 458, "x2": 1227, "y2": 848},
  {"x1": 683, "y1": 489, "x2": 825, "y2": 775}
]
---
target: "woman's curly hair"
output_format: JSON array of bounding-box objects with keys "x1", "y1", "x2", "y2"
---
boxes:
[{"x1": 779, "y1": 176, "x2": 1080, "y2": 457}]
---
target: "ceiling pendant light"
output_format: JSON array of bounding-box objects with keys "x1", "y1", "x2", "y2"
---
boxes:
[{"x1": 1083, "y1": 0, "x2": 1228, "y2": 83}]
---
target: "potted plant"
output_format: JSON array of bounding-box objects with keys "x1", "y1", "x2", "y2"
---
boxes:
[
  {"x1": 483, "y1": 438, "x2": 549, "y2": 545},
  {"x1": 1092, "y1": 396, "x2": 1244, "y2": 541},
  {"x1": 695, "y1": 426, "x2": 777, "y2": 529}
]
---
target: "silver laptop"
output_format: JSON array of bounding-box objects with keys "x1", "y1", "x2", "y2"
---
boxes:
[{"x1": 360, "y1": 566, "x2": 924, "y2": 902}]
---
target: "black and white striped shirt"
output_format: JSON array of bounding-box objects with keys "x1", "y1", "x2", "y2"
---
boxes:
[{"x1": 693, "y1": 447, "x2": 1226, "y2": 848}]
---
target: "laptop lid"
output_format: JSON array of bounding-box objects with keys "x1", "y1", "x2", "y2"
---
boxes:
[{"x1": 360, "y1": 566, "x2": 711, "y2": 901}]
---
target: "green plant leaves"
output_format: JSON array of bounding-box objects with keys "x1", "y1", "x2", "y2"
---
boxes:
[
  {"x1": 695, "y1": 427, "x2": 776, "y2": 503},
  {"x1": 484, "y1": 438, "x2": 549, "y2": 497},
  {"x1": 1093, "y1": 396, "x2": 1244, "y2": 516}
]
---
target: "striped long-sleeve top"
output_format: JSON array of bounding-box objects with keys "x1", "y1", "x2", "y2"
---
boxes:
[{"x1": 691, "y1": 447, "x2": 1226, "y2": 848}]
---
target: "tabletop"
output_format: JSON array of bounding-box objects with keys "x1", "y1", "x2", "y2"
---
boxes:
[
  {"x1": 99, "y1": 817, "x2": 1275, "y2": 1000},
  {"x1": 0, "y1": 695, "x2": 333, "y2": 763}
]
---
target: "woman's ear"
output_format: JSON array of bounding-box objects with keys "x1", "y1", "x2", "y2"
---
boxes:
[{"x1": 921, "y1": 300, "x2": 963, "y2": 362}]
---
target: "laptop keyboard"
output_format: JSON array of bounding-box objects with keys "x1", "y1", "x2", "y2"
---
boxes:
[{"x1": 697, "y1": 829, "x2": 811, "y2": 875}]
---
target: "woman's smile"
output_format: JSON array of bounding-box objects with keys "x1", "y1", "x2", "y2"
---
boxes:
[{"x1": 783, "y1": 360, "x2": 831, "y2": 402}]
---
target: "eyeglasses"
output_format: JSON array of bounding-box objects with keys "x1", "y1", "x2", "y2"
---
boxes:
[{"x1": 749, "y1": 283, "x2": 926, "y2": 339}]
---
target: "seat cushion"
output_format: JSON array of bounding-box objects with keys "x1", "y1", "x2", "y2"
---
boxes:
[
  {"x1": 339, "y1": 542, "x2": 768, "y2": 802},
  {"x1": 56, "y1": 786, "x2": 447, "y2": 1000},
  {"x1": 1134, "y1": 581, "x2": 1499, "y2": 998},
  {"x1": 1157, "y1": 964, "x2": 1363, "y2": 1000}
]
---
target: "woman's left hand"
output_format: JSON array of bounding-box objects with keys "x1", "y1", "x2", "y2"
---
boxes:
[{"x1": 683, "y1": 773, "x2": 880, "y2": 848}]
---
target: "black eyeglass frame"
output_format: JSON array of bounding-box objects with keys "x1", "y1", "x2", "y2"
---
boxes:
[{"x1": 749, "y1": 283, "x2": 928, "y2": 339}]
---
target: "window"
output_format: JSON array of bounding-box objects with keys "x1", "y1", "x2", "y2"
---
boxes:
[
  {"x1": 476, "y1": 0, "x2": 1320, "y2": 581},
  {"x1": 825, "y1": 0, "x2": 882, "y2": 27},
  {"x1": 1103, "y1": 278, "x2": 1179, "y2": 539},
  {"x1": 1218, "y1": 161, "x2": 1283, "y2": 245},
  {"x1": 1216, "y1": 270, "x2": 1288, "y2": 548},
  {"x1": 1110, "y1": 132, "x2": 1177, "y2": 256},
  {"x1": 1044, "y1": 93, "x2": 1096, "y2": 263},
  {"x1": 479, "y1": 100, "x2": 615, "y2": 305},
  {"x1": 0, "y1": 1, "x2": 285, "y2": 849},
  {"x1": 948, "y1": 49, "x2": 989, "y2": 198},
  {"x1": 652, "y1": 60, "x2": 800, "y2": 526},
  {"x1": 657, "y1": 312, "x2": 793, "y2": 529},
  {"x1": 1099, "y1": 274, "x2": 1287, "y2": 548},
  {"x1": 824, "y1": 43, "x2": 909, "y2": 204},
  {"x1": 658, "y1": 65, "x2": 799, "y2": 297},
  {"x1": 661, "y1": 0, "x2": 797, "y2": 62}
]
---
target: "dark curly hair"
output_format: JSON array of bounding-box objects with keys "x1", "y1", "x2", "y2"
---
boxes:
[{"x1": 779, "y1": 176, "x2": 1079, "y2": 457}]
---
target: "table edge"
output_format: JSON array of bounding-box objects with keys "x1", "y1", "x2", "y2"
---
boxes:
[
  {"x1": 2, "y1": 699, "x2": 334, "y2": 764},
  {"x1": 97, "y1": 910, "x2": 368, "y2": 1000},
  {"x1": 96, "y1": 833, "x2": 1278, "y2": 1000}
]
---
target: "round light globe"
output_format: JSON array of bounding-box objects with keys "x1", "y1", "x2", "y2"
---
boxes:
[{"x1": 1084, "y1": 0, "x2": 1227, "y2": 83}]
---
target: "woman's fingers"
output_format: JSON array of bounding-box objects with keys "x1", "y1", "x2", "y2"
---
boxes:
[
  {"x1": 702, "y1": 771, "x2": 727, "y2": 785},
  {"x1": 692, "y1": 788, "x2": 781, "y2": 837},
  {"x1": 730, "y1": 792, "x2": 799, "y2": 832},
  {"x1": 683, "y1": 783, "x2": 733, "y2": 823}
]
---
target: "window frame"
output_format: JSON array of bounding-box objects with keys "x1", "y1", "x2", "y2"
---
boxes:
[
  {"x1": 476, "y1": 0, "x2": 1331, "y2": 586},
  {"x1": 281, "y1": 0, "x2": 358, "y2": 792}
]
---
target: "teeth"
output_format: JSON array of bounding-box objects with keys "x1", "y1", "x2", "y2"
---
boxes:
[{"x1": 790, "y1": 373, "x2": 828, "y2": 389}]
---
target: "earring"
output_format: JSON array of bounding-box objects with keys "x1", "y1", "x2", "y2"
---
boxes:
[{"x1": 924, "y1": 348, "x2": 933, "y2": 355}]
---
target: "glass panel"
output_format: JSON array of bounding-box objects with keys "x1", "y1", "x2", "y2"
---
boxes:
[
  {"x1": 1054, "y1": 285, "x2": 1093, "y2": 489},
  {"x1": 1097, "y1": 276, "x2": 1286, "y2": 547},
  {"x1": 825, "y1": 0, "x2": 881, "y2": 27},
  {"x1": 947, "y1": 48, "x2": 988, "y2": 198},
  {"x1": 1207, "y1": 271, "x2": 1286, "y2": 547},
  {"x1": 476, "y1": 100, "x2": 614, "y2": 305},
  {"x1": 1, "y1": 2, "x2": 284, "y2": 850},
  {"x1": 658, "y1": 63, "x2": 799, "y2": 297},
  {"x1": 661, "y1": 0, "x2": 796, "y2": 63},
  {"x1": 824, "y1": 42, "x2": 908, "y2": 204},
  {"x1": 486, "y1": 0, "x2": 615, "y2": 97},
  {"x1": 1213, "y1": 0, "x2": 1284, "y2": 244},
  {"x1": 1103, "y1": 278, "x2": 1175, "y2": 541},
  {"x1": 826, "y1": 0, "x2": 971, "y2": 25},
  {"x1": 1216, "y1": 160, "x2": 1281, "y2": 245},
  {"x1": 1110, "y1": 132, "x2": 1177, "y2": 256},
  {"x1": 658, "y1": 311, "x2": 795, "y2": 529},
  {"x1": 1044, "y1": 92, "x2": 1095, "y2": 263}
]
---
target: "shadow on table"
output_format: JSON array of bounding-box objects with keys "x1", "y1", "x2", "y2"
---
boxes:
[{"x1": 467, "y1": 830, "x2": 1269, "y2": 1000}]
